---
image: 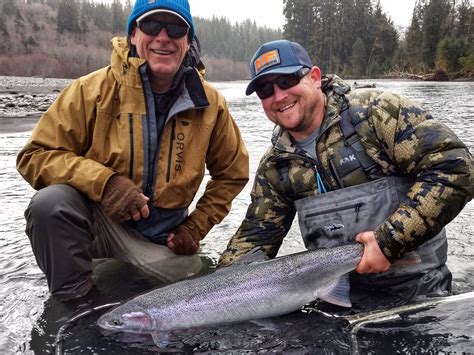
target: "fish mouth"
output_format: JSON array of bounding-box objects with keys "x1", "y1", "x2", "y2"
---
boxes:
[{"x1": 97, "y1": 309, "x2": 154, "y2": 333}]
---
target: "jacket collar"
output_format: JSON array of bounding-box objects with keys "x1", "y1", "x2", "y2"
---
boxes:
[{"x1": 110, "y1": 36, "x2": 209, "y2": 112}]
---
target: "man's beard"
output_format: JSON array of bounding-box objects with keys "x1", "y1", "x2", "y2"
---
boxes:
[{"x1": 289, "y1": 100, "x2": 317, "y2": 133}]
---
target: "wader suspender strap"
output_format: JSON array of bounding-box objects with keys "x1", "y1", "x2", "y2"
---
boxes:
[{"x1": 339, "y1": 106, "x2": 383, "y2": 180}]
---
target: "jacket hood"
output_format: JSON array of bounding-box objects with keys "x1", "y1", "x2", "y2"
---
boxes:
[
  {"x1": 110, "y1": 36, "x2": 144, "y2": 88},
  {"x1": 322, "y1": 74, "x2": 351, "y2": 124}
]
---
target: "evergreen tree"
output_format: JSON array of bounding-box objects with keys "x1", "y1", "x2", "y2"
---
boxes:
[
  {"x1": 111, "y1": 0, "x2": 126, "y2": 33},
  {"x1": 421, "y1": 0, "x2": 450, "y2": 67},
  {"x1": 15, "y1": 8, "x2": 25, "y2": 29},
  {"x1": 312, "y1": 0, "x2": 339, "y2": 72},
  {"x1": 0, "y1": 14, "x2": 8, "y2": 36},
  {"x1": 354, "y1": 0, "x2": 376, "y2": 72},
  {"x1": 57, "y1": 0, "x2": 81, "y2": 34},
  {"x1": 283, "y1": 0, "x2": 315, "y2": 50},
  {"x1": 436, "y1": 36, "x2": 465, "y2": 71},
  {"x1": 92, "y1": 3, "x2": 112, "y2": 31},
  {"x1": 367, "y1": 1, "x2": 399, "y2": 76},
  {"x1": 81, "y1": 0, "x2": 95, "y2": 28},
  {"x1": 334, "y1": 0, "x2": 358, "y2": 74},
  {"x1": 455, "y1": 0, "x2": 472, "y2": 41},
  {"x1": 405, "y1": 1, "x2": 424, "y2": 70},
  {"x1": 2, "y1": 0, "x2": 18, "y2": 16},
  {"x1": 194, "y1": 16, "x2": 281, "y2": 62},
  {"x1": 46, "y1": 0, "x2": 60, "y2": 10},
  {"x1": 351, "y1": 37, "x2": 366, "y2": 76}
]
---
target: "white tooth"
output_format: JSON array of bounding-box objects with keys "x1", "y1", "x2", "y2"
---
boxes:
[
  {"x1": 279, "y1": 103, "x2": 295, "y2": 112},
  {"x1": 152, "y1": 50, "x2": 172, "y2": 55}
]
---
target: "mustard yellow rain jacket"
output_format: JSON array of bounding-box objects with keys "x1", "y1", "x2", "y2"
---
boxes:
[{"x1": 17, "y1": 37, "x2": 249, "y2": 242}]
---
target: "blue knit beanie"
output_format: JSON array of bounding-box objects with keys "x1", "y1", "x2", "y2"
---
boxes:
[{"x1": 126, "y1": 0, "x2": 194, "y2": 40}]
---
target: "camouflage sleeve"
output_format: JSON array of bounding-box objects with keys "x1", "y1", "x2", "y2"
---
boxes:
[
  {"x1": 218, "y1": 155, "x2": 296, "y2": 266},
  {"x1": 369, "y1": 92, "x2": 474, "y2": 261}
]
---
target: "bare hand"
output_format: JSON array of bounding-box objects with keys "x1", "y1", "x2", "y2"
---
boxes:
[
  {"x1": 355, "y1": 231, "x2": 391, "y2": 274},
  {"x1": 129, "y1": 193, "x2": 150, "y2": 221}
]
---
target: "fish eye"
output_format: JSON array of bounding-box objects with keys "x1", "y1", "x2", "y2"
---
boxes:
[{"x1": 112, "y1": 319, "x2": 122, "y2": 326}]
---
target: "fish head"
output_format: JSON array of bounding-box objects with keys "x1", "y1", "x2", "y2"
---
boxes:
[{"x1": 97, "y1": 304, "x2": 154, "y2": 333}]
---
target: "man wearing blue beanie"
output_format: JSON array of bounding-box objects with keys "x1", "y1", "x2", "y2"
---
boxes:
[{"x1": 17, "y1": 0, "x2": 249, "y2": 301}]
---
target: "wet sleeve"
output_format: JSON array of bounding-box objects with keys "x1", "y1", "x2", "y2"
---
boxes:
[
  {"x1": 369, "y1": 92, "x2": 474, "y2": 261},
  {"x1": 218, "y1": 159, "x2": 296, "y2": 266}
]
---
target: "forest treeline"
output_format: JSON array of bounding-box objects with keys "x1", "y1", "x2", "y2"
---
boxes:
[
  {"x1": 283, "y1": 0, "x2": 473, "y2": 78},
  {"x1": 0, "y1": 0, "x2": 472, "y2": 80},
  {"x1": 0, "y1": 0, "x2": 281, "y2": 80}
]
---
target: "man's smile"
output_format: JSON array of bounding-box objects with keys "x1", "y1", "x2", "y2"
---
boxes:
[
  {"x1": 151, "y1": 49, "x2": 174, "y2": 55},
  {"x1": 278, "y1": 102, "x2": 296, "y2": 113}
]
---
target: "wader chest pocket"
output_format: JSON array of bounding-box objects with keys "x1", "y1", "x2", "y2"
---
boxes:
[{"x1": 295, "y1": 176, "x2": 411, "y2": 250}]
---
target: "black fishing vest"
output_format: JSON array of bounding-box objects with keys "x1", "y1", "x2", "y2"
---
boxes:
[
  {"x1": 273, "y1": 103, "x2": 383, "y2": 191},
  {"x1": 331, "y1": 105, "x2": 385, "y2": 187}
]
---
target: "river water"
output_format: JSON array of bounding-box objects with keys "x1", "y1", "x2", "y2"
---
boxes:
[{"x1": 0, "y1": 78, "x2": 473, "y2": 354}]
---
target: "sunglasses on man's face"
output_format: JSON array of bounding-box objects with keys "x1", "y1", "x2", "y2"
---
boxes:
[
  {"x1": 255, "y1": 68, "x2": 311, "y2": 100},
  {"x1": 137, "y1": 20, "x2": 189, "y2": 39}
]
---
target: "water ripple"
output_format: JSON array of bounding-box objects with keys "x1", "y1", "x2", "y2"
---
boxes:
[{"x1": 1, "y1": 79, "x2": 473, "y2": 353}]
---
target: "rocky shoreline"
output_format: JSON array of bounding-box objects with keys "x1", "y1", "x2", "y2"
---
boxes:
[
  {"x1": 0, "y1": 92, "x2": 59, "y2": 118},
  {"x1": 0, "y1": 76, "x2": 71, "y2": 119},
  {"x1": 1, "y1": 72, "x2": 471, "y2": 120}
]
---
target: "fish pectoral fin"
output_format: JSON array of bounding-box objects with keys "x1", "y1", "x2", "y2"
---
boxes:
[
  {"x1": 249, "y1": 317, "x2": 279, "y2": 331},
  {"x1": 151, "y1": 331, "x2": 171, "y2": 349},
  {"x1": 318, "y1": 273, "x2": 352, "y2": 308}
]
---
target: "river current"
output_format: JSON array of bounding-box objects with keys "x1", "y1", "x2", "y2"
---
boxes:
[{"x1": 0, "y1": 78, "x2": 473, "y2": 353}]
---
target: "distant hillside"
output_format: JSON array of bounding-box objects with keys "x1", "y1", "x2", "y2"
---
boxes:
[{"x1": 0, "y1": 0, "x2": 282, "y2": 80}]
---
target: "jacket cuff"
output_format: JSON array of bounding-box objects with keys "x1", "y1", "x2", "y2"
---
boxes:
[
  {"x1": 375, "y1": 221, "x2": 405, "y2": 262},
  {"x1": 181, "y1": 211, "x2": 213, "y2": 241},
  {"x1": 84, "y1": 168, "x2": 116, "y2": 202}
]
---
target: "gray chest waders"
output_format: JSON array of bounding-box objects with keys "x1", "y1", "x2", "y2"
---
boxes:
[{"x1": 294, "y1": 176, "x2": 448, "y2": 287}]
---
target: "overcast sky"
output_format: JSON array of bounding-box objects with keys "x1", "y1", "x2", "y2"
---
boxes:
[{"x1": 188, "y1": 0, "x2": 416, "y2": 30}]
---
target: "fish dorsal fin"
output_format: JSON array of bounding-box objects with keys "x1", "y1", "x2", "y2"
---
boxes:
[
  {"x1": 232, "y1": 246, "x2": 269, "y2": 265},
  {"x1": 318, "y1": 273, "x2": 352, "y2": 308}
]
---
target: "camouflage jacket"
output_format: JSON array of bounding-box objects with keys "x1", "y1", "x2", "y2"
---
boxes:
[{"x1": 219, "y1": 76, "x2": 473, "y2": 266}]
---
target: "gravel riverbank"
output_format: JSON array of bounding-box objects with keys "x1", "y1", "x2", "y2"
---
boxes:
[{"x1": 0, "y1": 76, "x2": 71, "y2": 118}]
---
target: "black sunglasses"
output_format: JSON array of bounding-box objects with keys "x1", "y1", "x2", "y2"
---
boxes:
[
  {"x1": 255, "y1": 68, "x2": 311, "y2": 100},
  {"x1": 137, "y1": 20, "x2": 189, "y2": 39}
]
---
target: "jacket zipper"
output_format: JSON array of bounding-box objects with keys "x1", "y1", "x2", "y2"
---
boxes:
[
  {"x1": 145, "y1": 120, "x2": 153, "y2": 195},
  {"x1": 166, "y1": 120, "x2": 176, "y2": 183},
  {"x1": 128, "y1": 113, "x2": 134, "y2": 179},
  {"x1": 312, "y1": 117, "x2": 342, "y2": 191},
  {"x1": 307, "y1": 202, "x2": 364, "y2": 222}
]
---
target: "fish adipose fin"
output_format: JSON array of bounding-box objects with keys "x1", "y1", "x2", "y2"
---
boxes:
[{"x1": 318, "y1": 273, "x2": 352, "y2": 308}]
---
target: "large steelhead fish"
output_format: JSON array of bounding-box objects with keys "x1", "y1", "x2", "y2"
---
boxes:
[{"x1": 97, "y1": 243, "x2": 363, "y2": 334}]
